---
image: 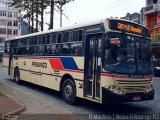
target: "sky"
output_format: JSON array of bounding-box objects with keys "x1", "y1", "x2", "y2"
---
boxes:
[{"x1": 44, "y1": 0, "x2": 146, "y2": 29}]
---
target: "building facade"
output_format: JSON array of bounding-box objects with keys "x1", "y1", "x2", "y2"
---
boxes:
[
  {"x1": 0, "y1": 0, "x2": 21, "y2": 50},
  {"x1": 143, "y1": 0, "x2": 160, "y2": 57},
  {"x1": 121, "y1": 12, "x2": 141, "y2": 24}
]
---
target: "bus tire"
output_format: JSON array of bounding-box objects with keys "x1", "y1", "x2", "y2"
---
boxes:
[
  {"x1": 62, "y1": 79, "x2": 76, "y2": 104},
  {"x1": 14, "y1": 69, "x2": 21, "y2": 84}
]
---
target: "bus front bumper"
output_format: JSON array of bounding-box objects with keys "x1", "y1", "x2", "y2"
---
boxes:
[{"x1": 102, "y1": 88, "x2": 155, "y2": 104}]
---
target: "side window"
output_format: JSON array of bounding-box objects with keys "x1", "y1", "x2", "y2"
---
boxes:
[
  {"x1": 61, "y1": 30, "x2": 82, "y2": 55},
  {"x1": 63, "y1": 32, "x2": 69, "y2": 42},
  {"x1": 70, "y1": 42, "x2": 82, "y2": 55},
  {"x1": 28, "y1": 37, "x2": 33, "y2": 46},
  {"x1": 46, "y1": 44, "x2": 60, "y2": 55},
  {"x1": 73, "y1": 30, "x2": 82, "y2": 42},
  {"x1": 33, "y1": 46, "x2": 38, "y2": 55},
  {"x1": 45, "y1": 33, "x2": 62, "y2": 55},
  {"x1": 37, "y1": 36, "x2": 45, "y2": 45},
  {"x1": 33, "y1": 37, "x2": 37, "y2": 45},
  {"x1": 28, "y1": 38, "x2": 34, "y2": 55},
  {"x1": 4, "y1": 41, "x2": 10, "y2": 54},
  {"x1": 57, "y1": 33, "x2": 61, "y2": 43},
  {"x1": 22, "y1": 39, "x2": 28, "y2": 55},
  {"x1": 38, "y1": 45, "x2": 45, "y2": 55},
  {"x1": 16, "y1": 39, "x2": 23, "y2": 55},
  {"x1": 51, "y1": 34, "x2": 57, "y2": 43},
  {"x1": 69, "y1": 31, "x2": 73, "y2": 42},
  {"x1": 62, "y1": 43, "x2": 70, "y2": 55},
  {"x1": 47, "y1": 34, "x2": 51, "y2": 44}
]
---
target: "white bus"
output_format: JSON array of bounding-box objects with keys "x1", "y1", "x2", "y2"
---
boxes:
[{"x1": 2, "y1": 18, "x2": 154, "y2": 104}]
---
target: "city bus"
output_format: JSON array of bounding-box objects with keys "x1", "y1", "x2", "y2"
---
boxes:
[{"x1": 2, "y1": 18, "x2": 154, "y2": 104}]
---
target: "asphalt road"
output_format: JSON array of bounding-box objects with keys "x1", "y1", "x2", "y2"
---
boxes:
[{"x1": 0, "y1": 63, "x2": 160, "y2": 120}]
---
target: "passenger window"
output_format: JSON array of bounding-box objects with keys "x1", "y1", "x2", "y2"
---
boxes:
[
  {"x1": 38, "y1": 36, "x2": 45, "y2": 45},
  {"x1": 47, "y1": 34, "x2": 51, "y2": 44},
  {"x1": 70, "y1": 42, "x2": 82, "y2": 55},
  {"x1": 28, "y1": 38, "x2": 33, "y2": 46},
  {"x1": 57, "y1": 33, "x2": 61, "y2": 43},
  {"x1": 38, "y1": 45, "x2": 45, "y2": 55},
  {"x1": 51, "y1": 34, "x2": 57, "y2": 43},
  {"x1": 4, "y1": 41, "x2": 10, "y2": 54},
  {"x1": 62, "y1": 44, "x2": 70, "y2": 54},
  {"x1": 63, "y1": 32, "x2": 69, "y2": 42},
  {"x1": 73, "y1": 30, "x2": 82, "y2": 41},
  {"x1": 33, "y1": 37, "x2": 37, "y2": 45}
]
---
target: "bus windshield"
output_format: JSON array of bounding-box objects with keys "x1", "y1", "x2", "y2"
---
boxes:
[{"x1": 104, "y1": 32, "x2": 152, "y2": 75}]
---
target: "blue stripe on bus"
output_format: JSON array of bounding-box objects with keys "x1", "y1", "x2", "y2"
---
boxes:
[{"x1": 60, "y1": 57, "x2": 79, "y2": 70}]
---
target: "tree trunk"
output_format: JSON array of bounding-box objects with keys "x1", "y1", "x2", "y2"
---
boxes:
[
  {"x1": 31, "y1": 0, "x2": 34, "y2": 33},
  {"x1": 49, "y1": 0, "x2": 54, "y2": 29},
  {"x1": 28, "y1": 16, "x2": 31, "y2": 34},
  {"x1": 41, "y1": 0, "x2": 44, "y2": 31},
  {"x1": 36, "y1": 0, "x2": 39, "y2": 32}
]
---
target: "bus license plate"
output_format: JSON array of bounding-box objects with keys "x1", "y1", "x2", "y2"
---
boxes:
[{"x1": 133, "y1": 96, "x2": 141, "y2": 101}]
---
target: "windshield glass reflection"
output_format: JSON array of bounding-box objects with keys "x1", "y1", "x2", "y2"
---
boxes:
[{"x1": 104, "y1": 33, "x2": 152, "y2": 74}]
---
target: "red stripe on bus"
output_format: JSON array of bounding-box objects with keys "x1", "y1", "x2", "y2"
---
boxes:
[
  {"x1": 144, "y1": 76, "x2": 154, "y2": 78},
  {"x1": 63, "y1": 69, "x2": 84, "y2": 73},
  {"x1": 49, "y1": 58, "x2": 65, "y2": 70},
  {"x1": 101, "y1": 74, "x2": 129, "y2": 78},
  {"x1": 101, "y1": 74, "x2": 154, "y2": 79}
]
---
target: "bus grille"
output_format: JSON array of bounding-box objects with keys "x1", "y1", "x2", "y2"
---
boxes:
[{"x1": 117, "y1": 79, "x2": 152, "y2": 93}]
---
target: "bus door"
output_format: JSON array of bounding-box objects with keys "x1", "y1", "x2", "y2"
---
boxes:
[
  {"x1": 84, "y1": 34, "x2": 102, "y2": 100},
  {"x1": 8, "y1": 44, "x2": 14, "y2": 76}
]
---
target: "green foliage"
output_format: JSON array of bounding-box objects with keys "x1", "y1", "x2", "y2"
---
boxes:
[
  {"x1": 11, "y1": 0, "x2": 74, "y2": 31},
  {"x1": 0, "y1": 91, "x2": 5, "y2": 96}
]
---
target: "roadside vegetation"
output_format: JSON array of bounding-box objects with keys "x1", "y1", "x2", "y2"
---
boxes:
[
  {"x1": 11, "y1": 0, "x2": 74, "y2": 33},
  {"x1": 0, "y1": 91, "x2": 5, "y2": 96}
]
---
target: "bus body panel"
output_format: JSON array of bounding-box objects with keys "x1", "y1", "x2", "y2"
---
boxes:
[{"x1": 2, "y1": 18, "x2": 154, "y2": 104}]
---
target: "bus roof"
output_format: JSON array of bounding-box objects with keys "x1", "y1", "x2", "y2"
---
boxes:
[
  {"x1": 6, "y1": 18, "x2": 149, "y2": 41},
  {"x1": 6, "y1": 18, "x2": 105, "y2": 41}
]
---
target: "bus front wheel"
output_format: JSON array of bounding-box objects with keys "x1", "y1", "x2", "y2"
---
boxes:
[
  {"x1": 62, "y1": 79, "x2": 76, "y2": 104},
  {"x1": 14, "y1": 69, "x2": 21, "y2": 84}
]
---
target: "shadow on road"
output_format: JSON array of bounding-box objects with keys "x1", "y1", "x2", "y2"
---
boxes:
[{"x1": 5, "y1": 78, "x2": 153, "y2": 115}]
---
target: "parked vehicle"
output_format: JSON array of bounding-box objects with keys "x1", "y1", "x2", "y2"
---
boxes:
[{"x1": 153, "y1": 58, "x2": 160, "y2": 77}]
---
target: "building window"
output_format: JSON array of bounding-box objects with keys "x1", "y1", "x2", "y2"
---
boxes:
[
  {"x1": 8, "y1": 20, "x2": 12, "y2": 26},
  {"x1": 153, "y1": 0, "x2": 157, "y2": 4},
  {"x1": 8, "y1": 12, "x2": 12, "y2": 17},
  {"x1": 13, "y1": 29, "x2": 18, "y2": 35},
  {"x1": 14, "y1": 12, "x2": 18, "y2": 18},
  {"x1": 13, "y1": 21, "x2": 18, "y2": 26},
  {"x1": 0, "y1": 28, "x2": 6, "y2": 34},
  {"x1": 154, "y1": 19, "x2": 157, "y2": 26},
  {"x1": 0, "y1": 37, "x2": 5, "y2": 44},
  {"x1": 0, "y1": 19, "x2": 6, "y2": 25},
  {"x1": 0, "y1": 11, "x2": 7, "y2": 16},
  {"x1": 7, "y1": 29, "x2": 12, "y2": 35}
]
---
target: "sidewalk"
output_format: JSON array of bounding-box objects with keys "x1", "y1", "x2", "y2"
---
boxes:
[{"x1": 0, "y1": 91, "x2": 26, "y2": 119}]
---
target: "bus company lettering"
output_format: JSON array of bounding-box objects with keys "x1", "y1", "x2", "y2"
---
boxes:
[
  {"x1": 118, "y1": 23, "x2": 142, "y2": 34},
  {"x1": 32, "y1": 62, "x2": 47, "y2": 68}
]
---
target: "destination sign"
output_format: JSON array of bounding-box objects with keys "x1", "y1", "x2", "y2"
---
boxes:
[
  {"x1": 117, "y1": 23, "x2": 142, "y2": 34},
  {"x1": 109, "y1": 19, "x2": 150, "y2": 37}
]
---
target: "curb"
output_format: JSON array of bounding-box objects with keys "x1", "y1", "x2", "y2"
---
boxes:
[{"x1": 1, "y1": 91, "x2": 26, "y2": 115}]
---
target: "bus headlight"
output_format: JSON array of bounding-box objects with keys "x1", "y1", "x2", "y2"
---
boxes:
[
  {"x1": 107, "y1": 85, "x2": 125, "y2": 95},
  {"x1": 146, "y1": 85, "x2": 153, "y2": 93}
]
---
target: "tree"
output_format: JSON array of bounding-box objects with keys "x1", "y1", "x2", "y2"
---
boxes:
[
  {"x1": 11, "y1": 0, "x2": 74, "y2": 32},
  {"x1": 49, "y1": 0, "x2": 54, "y2": 29},
  {"x1": 49, "y1": 0, "x2": 74, "y2": 29}
]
